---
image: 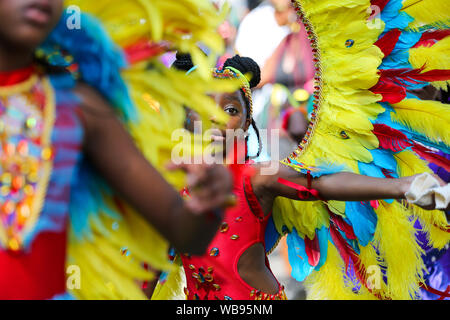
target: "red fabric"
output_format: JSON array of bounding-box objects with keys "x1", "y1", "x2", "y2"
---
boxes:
[
  {"x1": 180, "y1": 163, "x2": 284, "y2": 300},
  {"x1": 0, "y1": 66, "x2": 34, "y2": 86},
  {"x1": 0, "y1": 231, "x2": 67, "y2": 300},
  {"x1": 374, "y1": 29, "x2": 402, "y2": 57}
]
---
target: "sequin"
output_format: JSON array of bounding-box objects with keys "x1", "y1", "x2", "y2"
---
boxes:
[
  {"x1": 209, "y1": 247, "x2": 219, "y2": 257},
  {"x1": 230, "y1": 234, "x2": 239, "y2": 240},
  {"x1": 345, "y1": 39, "x2": 355, "y2": 48},
  {"x1": 8, "y1": 238, "x2": 19, "y2": 251},
  {"x1": 224, "y1": 296, "x2": 233, "y2": 300},
  {"x1": 41, "y1": 147, "x2": 53, "y2": 161},
  {"x1": 188, "y1": 264, "x2": 195, "y2": 270},
  {"x1": 340, "y1": 131, "x2": 349, "y2": 139},
  {"x1": 2, "y1": 200, "x2": 15, "y2": 215},
  {"x1": 235, "y1": 216, "x2": 243, "y2": 222},
  {"x1": 213, "y1": 284, "x2": 221, "y2": 291},
  {"x1": 25, "y1": 117, "x2": 37, "y2": 129},
  {"x1": 219, "y1": 222, "x2": 229, "y2": 233}
]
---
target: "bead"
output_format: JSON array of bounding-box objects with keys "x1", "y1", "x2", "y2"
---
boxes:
[
  {"x1": 345, "y1": 39, "x2": 355, "y2": 48},
  {"x1": 230, "y1": 234, "x2": 239, "y2": 240},
  {"x1": 235, "y1": 216, "x2": 243, "y2": 222},
  {"x1": 209, "y1": 247, "x2": 219, "y2": 257},
  {"x1": 188, "y1": 264, "x2": 195, "y2": 270},
  {"x1": 207, "y1": 266, "x2": 214, "y2": 273},
  {"x1": 224, "y1": 296, "x2": 233, "y2": 300},
  {"x1": 219, "y1": 222, "x2": 229, "y2": 233},
  {"x1": 213, "y1": 284, "x2": 221, "y2": 291}
]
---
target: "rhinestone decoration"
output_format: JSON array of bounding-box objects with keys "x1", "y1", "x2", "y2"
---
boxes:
[
  {"x1": 345, "y1": 39, "x2": 355, "y2": 48},
  {"x1": 219, "y1": 222, "x2": 229, "y2": 233},
  {"x1": 209, "y1": 247, "x2": 219, "y2": 257},
  {"x1": 0, "y1": 78, "x2": 54, "y2": 250},
  {"x1": 230, "y1": 234, "x2": 240, "y2": 240}
]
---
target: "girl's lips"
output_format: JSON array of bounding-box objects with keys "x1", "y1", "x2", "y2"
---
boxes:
[
  {"x1": 23, "y1": 3, "x2": 52, "y2": 27},
  {"x1": 211, "y1": 135, "x2": 225, "y2": 142}
]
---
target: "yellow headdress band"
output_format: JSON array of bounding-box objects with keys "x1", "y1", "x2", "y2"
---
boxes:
[{"x1": 212, "y1": 66, "x2": 254, "y2": 117}]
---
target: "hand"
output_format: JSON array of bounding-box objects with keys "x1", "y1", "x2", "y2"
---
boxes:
[
  {"x1": 167, "y1": 162, "x2": 234, "y2": 215},
  {"x1": 404, "y1": 173, "x2": 449, "y2": 211}
]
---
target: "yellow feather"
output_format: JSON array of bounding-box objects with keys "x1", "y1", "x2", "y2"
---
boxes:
[
  {"x1": 395, "y1": 150, "x2": 450, "y2": 249},
  {"x1": 373, "y1": 201, "x2": 425, "y2": 299},
  {"x1": 391, "y1": 98, "x2": 450, "y2": 146},
  {"x1": 409, "y1": 36, "x2": 450, "y2": 90},
  {"x1": 401, "y1": 0, "x2": 450, "y2": 31}
]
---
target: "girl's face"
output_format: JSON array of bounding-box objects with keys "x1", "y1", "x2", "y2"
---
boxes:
[
  {"x1": 0, "y1": 0, "x2": 63, "y2": 50},
  {"x1": 210, "y1": 89, "x2": 251, "y2": 138},
  {"x1": 207, "y1": 89, "x2": 251, "y2": 160}
]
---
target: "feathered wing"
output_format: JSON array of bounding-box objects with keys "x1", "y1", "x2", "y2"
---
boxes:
[
  {"x1": 41, "y1": 0, "x2": 236, "y2": 299},
  {"x1": 269, "y1": 0, "x2": 450, "y2": 300}
]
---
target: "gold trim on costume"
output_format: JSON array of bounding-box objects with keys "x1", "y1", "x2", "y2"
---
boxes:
[{"x1": 0, "y1": 75, "x2": 55, "y2": 250}]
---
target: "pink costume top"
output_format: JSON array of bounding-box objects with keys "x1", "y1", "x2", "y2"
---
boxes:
[{"x1": 180, "y1": 163, "x2": 287, "y2": 300}]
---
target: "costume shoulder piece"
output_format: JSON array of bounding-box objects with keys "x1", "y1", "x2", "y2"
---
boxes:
[
  {"x1": 38, "y1": 0, "x2": 235, "y2": 300},
  {"x1": 268, "y1": 0, "x2": 450, "y2": 300}
]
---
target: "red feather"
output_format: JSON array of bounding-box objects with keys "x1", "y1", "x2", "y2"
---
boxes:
[
  {"x1": 331, "y1": 214, "x2": 357, "y2": 240},
  {"x1": 379, "y1": 68, "x2": 450, "y2": 85},
  {"x1": 373, "y1": 124, "x2": 413, "y2": 152},
  {"x1": 412, "y1": 144, "x2": 450, "y2": 172},
  {"x1": 304, "y1": 233, "x2": 320, "y2": 267},
  {"x1": 375, "y1": 29, "x2": 402, "y2": 57},
  {"x1": 371, "y1": 0, "x2": 390, "y2": 11},
  {"x1": 370, "y1": 79, "x2": 406, "y2": 103},
  {"x1": 124, "y1": 40, "x2": 167, "y2": 64},
  {"x1": 329, "y1": 225, "x2": 351, "y2": 270},
  {"x1": 414, "y1": 30, "x2": 450, "y2": 48}
]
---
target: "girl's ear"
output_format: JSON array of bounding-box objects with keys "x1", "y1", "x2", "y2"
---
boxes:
[{"x1": 244, "y1": 118, "x2": 251, "y2": 132}]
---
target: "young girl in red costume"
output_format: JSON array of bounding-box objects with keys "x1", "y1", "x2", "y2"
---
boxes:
[
  {"x1": 168, "y1": 54, "x2": 450, "y2": 301},
  {"x1": 0, "y1": 0, "x2": 233, "y2": 300}
]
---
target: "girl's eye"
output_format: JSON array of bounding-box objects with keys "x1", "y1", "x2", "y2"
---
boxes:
[{"x1": 224, "y1": 106, "x2": 238, "y2": 115}]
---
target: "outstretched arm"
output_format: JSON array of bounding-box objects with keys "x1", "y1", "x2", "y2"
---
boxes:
[
  {"x1": 252, "y1": 161, "x2": 445, "y2": 212},
  {"x1": 74, "y1": 83, "x2": 232, "y2": 255}
]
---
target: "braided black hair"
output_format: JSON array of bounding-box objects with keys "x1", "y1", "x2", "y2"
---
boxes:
[
  {"x1": 172, "y1": 52, "x2": 195, "y2": 72},
  {"x1": 223, "y1": 55, "x2": 262, "y2": 158}
]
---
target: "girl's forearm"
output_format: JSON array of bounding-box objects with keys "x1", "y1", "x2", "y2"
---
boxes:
[{"x1": 313, "y1": 172, "x2": 412, "y2": 202}]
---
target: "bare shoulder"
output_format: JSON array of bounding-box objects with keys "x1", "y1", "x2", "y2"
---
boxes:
[{"x1": 73, "y1": 82, "x2": 115, "y2": 116}]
